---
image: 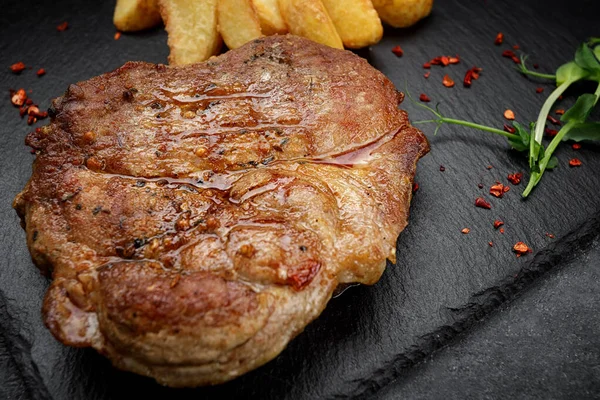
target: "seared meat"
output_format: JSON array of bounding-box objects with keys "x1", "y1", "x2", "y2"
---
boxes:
[{"x1": 14, "y1": 35, "x2": 428, "y2": 387}]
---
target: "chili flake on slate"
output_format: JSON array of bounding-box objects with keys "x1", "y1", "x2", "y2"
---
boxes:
[
  {"x1": 10, "y1": 89, "x2": 27, "y2": 106},
  {"x1": 448, "y1": 56, "x2": 460, "y2": 64},
  {"x1": 545, "y1": 128, "x2": 558, "y2": 137},
  {"x1": 536, "y1": 87, "x2": 544, "y2": 93},
  {"x1": 461, "y1": 228, "x2": 470, "y2": 234},
  {"x1": 546, "y1": 233, "x2": 555, "y2": 239},
  {"x1": 503, "y1": 109, "x2": 515, "y2": 120},
  {"x1": 439, "y1": 165, "x2": 445, "y2": 172},
  {"x1": 486, "y1": 165, "x2": 493, "y2": 170},
  {"x1": 114, "y1": 32, "x2": 122, "y2": 40},
  {"x1": 494, "y1": 220, "x2": 504, "y2": 229},
  {"x1": 503, "y1": 124, "x2": 516, "y2": 134},
  {"x1": 488, "y1": 241, "x2": 494, "y2": 247},
  {"x1": 423, "y1": 62, "x2": 431, "y2": 69},
  {"x1": 419, "y1": 93, "x2": 431, "y2": 102},
  {"x1": 478, "y1": 183, "x2": 484, "y2": 189},
  {"x1": 500, "y1": 228, "x2": 505, "y2": 234},
  {"x1": 547, "y1": 115, "x2": 561, "y2": 125},
  {"x1": 501, "y1": 50, "x2": 520, "y2": 64},
  {"x1": 513, "y1": 241, "x2": 531, "y2": 256},
  {"x1": 464, "y1": 67, "x2": 482, "y2": 87},
  {"x1": 391, "y1": 45, "x2": 403, "y2": 57},
  {"x1": 555, "y1": 109, "x2": 565, "y2": 115},
  {"x1": 494, "y1": 32, "x2": 504, "y2": 45},
  {"x1": 57, "y1": 22, "x2": 69, "y2": 31},
  {"x1": 475, "y1": 197, "x2": 492, "y2": 209},
  {"x1": 507, "y1": 172, "x2": 522, "y2": 185},
  {"x1": 533, "y1": 63, "x2": 539, "y2": 69},
  {"x1": 10, "y1": 62, "x2": 26, "y2": 74},
  {"x1": 412, "y1": 182, "x2": 419, "y2": 192},
  {"x1": 36, "y1": 68, "x2": 46, "y2": 77},
  {"x1": 513, "y1": 45, "x2": 520, "y2": 50},
  {"x1": 572, "y1": 143, "x2": 581, "y2": 150},
  {"x1": 424, "y1": 71, "x2": 430, "y2": 79},
  {"x1": 569, "y1": 158, "x2": 582, "y2": 167},
  {"x1": 442, "y1": 74, "x2": 455, "y2": 88},
  {"x1": 490, "y1": 183, "x2": 506, "y2": 198}
]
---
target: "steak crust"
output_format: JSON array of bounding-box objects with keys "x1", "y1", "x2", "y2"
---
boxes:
[{"x1": 14, "y1": 35, "x2": 428, "y2": 387}]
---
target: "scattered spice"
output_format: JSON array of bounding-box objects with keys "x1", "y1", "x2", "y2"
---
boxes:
[
  {"x1": 10, "y1": 89, "x2": 27, "y2": 106},
  {"x1": 545, "y1": 127, "x2": 558, "y2": 137},
  {"x1": 464, "y1": 66, "x2": 482, "y2": 87},
  {"x1": 493, "y1": 220, "x2": 504, "y2": 229},
  {"x1": 555, "y1": 109, "x2": 565, "y2": 115},
  {"x1": 507, "y1": 172, "x2": 523, "y2": 185},
  {"x1": 9, "y1": 89, "x2": 47, "y2": 124},
  {"x1": 488, "y1": 241, "x2": 494, "y2": 247},
  {"x1": 424, "y1": 71, "x2": 430, "y2": 79},
  {"x1": 513, "y1": 241, "x2": 531, "y2": 256},
  {"x1": 504, "y1": 124, "x2": 516, "y2": 134},
  {"x1": 419, "y1": 93, "x2": 431, "y2": 102},
  {"x1": 547, "y1": 115, "x2": 561, "y2": 125},
  {"x1": 412, "y1": 182, "x2": 419, "y2": 192},
  {"x1": 572, "y1": 143, "x2": 581, "y2": 150},
  {"x1": 489, "y1": 183, "x2": 506, "y2": 198},
  {"x1": 439, "y1": 165, "x2": 445, "y2": 172},
  {"x1": 448, "y1": 56, "x2": 460, "y2": 64},
  {"x1": 423, "y1": 62, "x2": 431, "y2": 69},
  {"x1": 500, "y1": 227, "x2": 505, "y2": 234},
  {"x1": 569, "y1": 158, "x2": 582, "y2": 167},
  {"x1": 545, "y1": 233, "x2": 555, "y2": 239},
  {"x1": 114, "y1": 31, "x2": 122, "y2": 40},
  {"x1": 503, "y1": 185, "x2": 510, "y2": 193},
  {"x1": 494, "y1": 32, "x2": 504, "y2": 45},
  {"x1": 56, "y1": 22, "x2": 69, "y2": 31},
  {"x1": 501, "y1": 49, "x2": 521, "y2": 63},
  {"x1": 391, "y1": 45, "x2": 403, "y2": 57},
  {"x1": 10, "y1": 62, "x2": 26, "y2": 74},
  {"x1": 475, "y1": 197, "x2": 492, "y2": 209},
  {"x1": 478, "y1": 183, "x2": 484, "y2": 189},
  {"x1": 504, "y1": 109, "x2": 515, "y2": 120},
  {"x1": 486, "y1": 165, "x2": 493, "y2": 170},
  {"x1": 536, "y1": 87, "x2": 544, "y2": 93},
  {"x1": 533, "y1": 63, "x2": 539, "y2": 69},
  {"x1": 513, "y1": 45, "x2": 520, "y2": 50},
  {"x1": 461, "y1": 228, "x2": 470, "y2": 234},
  {"x1": 442, "y1": 74, "x2": 455, "y2": 88},
  {"x1": 36, "y1": 68, "x2": 46, "y2": 77}
]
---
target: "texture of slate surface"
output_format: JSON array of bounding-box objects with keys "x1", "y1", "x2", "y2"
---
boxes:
[{"x1": 0, "y1": 0, "x2": 598, "y2": 399}]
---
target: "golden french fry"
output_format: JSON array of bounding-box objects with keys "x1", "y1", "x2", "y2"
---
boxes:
[
  {"x1": 113, "y1": 0, "x2": 161, "y2": 32},
  {"x1": 252, "y1": 0, "x2": 288, "y2": 35},
  {"x1": 321, "y1": 0, "x2": 382, "y2": 48},
  {"x1": 277, "y1": 0, "x2": 343, "y2": 49},
  {"x1": 159, "y1": 0, "x2": 222, "y2": 65},
  {"x1": 371, "y1": 0, "x2": 433, "y2": 28},
  {"x1": 218, "y1": 0, "x2": 263, "y2": 49}
]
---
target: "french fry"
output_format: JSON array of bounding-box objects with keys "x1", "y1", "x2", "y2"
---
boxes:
[
  {"x1": 113, "y1": 0, "x2": 161, "y2": 32},
  {"x1": 159, "y1": 0, "x2": 222, "y2": 65},
  {"x1": 321, "y1": 0, "x2": 383, "y2": 48},
  {"x1": 252, "y1": 0, "x2": 288, "y2": 35},
  {"x1": 371, "y1": 0, "x2": 434, "y2": 28},
  {"x1": 218, "y1": 0, "x2": 263, "y2": 49},
  {"x1": 277, "y1": 0, "x2": 343, "y2": 49}
]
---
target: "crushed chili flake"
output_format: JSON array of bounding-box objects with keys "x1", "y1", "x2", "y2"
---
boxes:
[
  {"x1": 36, "y1": 68, "x2": 46, "y2": 77},
  {"x1": 503, "y1": 185, "x2": 510, "y2": 193},
  {"x1": 513, "y1": 45, "x2": 520, "y2": 50},
  {"x1": 502, "y1": 50, "x2": 516, "y2": 58},
  {"x1": 440, "y1": 56, "x2": 450, "y2": 66},
  {"x1": 10, "y1": 88, "x2": 27, "y2": 106},
  {"x1": 424, "y1": 71, "x2": 430, "y2": 79},
  {"x1": 494, "y1": 32, "x2": 504, "y2": 45},
  {"x1": 56, "y1": 22, "x2": 69, "y2": 31},
  {"x1": 536, "y1": 87, "x2": 544, "y2": 93},
  {"x1": 439, "y1": 165, "x2": 446, "y2": 172},
  {"x1": 504, "y1": 124, "x2": 516, "y2": 134},
  {"x1": 461, "y1": 228, "x2": 470, "y2": 234},
  {"x1": 10, "y1": 62, "x2": 26, "y2": 74},
  {"x1": 442, "y1": 74, "x2": 455, "y2": 88},
  {"x1": 513, "y1": 241, "x2": 531, "y2": 255},
  {"x1": 412, "y1": 182, "x2": 419, "y2": 192},
  {"x1": 569, "y1": 158, "x2": 582, "y2": 167},
  {"x1": 494, "y1": 220, "x2": 504, "y2": 229},
  {"x1": 555, "y1": 109, "x2": 565, "y2": 115},
  {"x1": 475, "y1": 197, "x2": 492, "y2": 209},
  {"x1": 546, "y1": 233, "x2": 555, "y2": 239},
  {"x1": 545, "y1": 127, "x2": 558, "y2": 137},
  {"x1": 486, "y1": 165, "x2": 493, "y2": 170},
  {"x1": 114, "y1": 31, "x2": 122, "y2": 40},
  {"x1": 500, "y1": 227, "x2": 505, "y2": 234},
  {"x1": 25, "y1": 98, "x2": 33, "y2": 106},
  {"x1": 391, "y1": 45, "x2": 403, "y2": 57},
  {"x1": 503, "y1": 109, "x2": 515, "y2": 120},
  {"x1": 490, "y1": 183, "x2": 506, "y2": 198},
  {"x1": 533, "y1": 63, "x2": 539, "y2": 69},
  {"x1": 419, "y1": 93, "x2": 431, "y2": 102},
  {"x1": 448, "y1": 56, "x2": 460, "y2": 64},
  {"x1": 488, "y1": 241, "x2": 494, "y2": 247},
  {"x1": 572, "y1": 143, "x2": 581, "y2": 150},
  {"x1": 423, "y1": 62, "x2": 431, "y2": 69},
  {"x1": 464, "y1": 66, "x2": 482, "y2": 87},
  {"x1": 478, "y1": 183, "x2": 484, "y2": 189},
  {"x1": 547, "y1": 115, "x2": 561, "y2": 125}
]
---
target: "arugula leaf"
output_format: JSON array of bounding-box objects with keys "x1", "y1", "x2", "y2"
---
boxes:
[
  {"x1": 561, "y1": 93, "x2": 597, "y2": 122},
  {"x1": 575, "y1": 42, "x2": 600, "y2": 72},
  {"x1": 563, "y1": 122, "x2": 600, "y2": 142}
]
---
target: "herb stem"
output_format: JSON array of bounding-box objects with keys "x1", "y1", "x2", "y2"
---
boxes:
[
  {"x1": 414, "y1": 117, "x2": 515, "y2": 139},
  {"x1": 520, "y1": 70, "x2": 557, "y2": 80}
]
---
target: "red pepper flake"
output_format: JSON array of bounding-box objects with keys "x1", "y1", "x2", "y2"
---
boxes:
[
  {"x1": 448, "y1": 55, "x2": 460, "y2": 64},
  {"x1": 507, "y1": 172, "x2": 523, "y2": 185},
  {"x1": 114, "y1": 31, "x2": 122, "y2": 40},
  {"x1": 464, "y1": 66, "x2": 482, "y2": 87},
  {"x1": 412, "y1": 182, "x2": 419, "y2": 192},
  {"x1": 533, "y1": 63, "x2": 539, "y2": 69},
  {"x1": 513, "y1": 45, "x2": 520, "y2": 50},
  {"x1": 439, "y1": 165, "x2": 445, "y2": 172},
  {"x1": 36, "y1": 68, "x2": 46, "y2": 77},
  {"x1": 442, "y1": 74, "x2": 455, "y2": 88},
  {"x1": 513, "y1": 241, "x2": 531, "y2": 256},
  {"x1": 391, "y1": 45, "x2": 403, "y2": 57},
  {"x1": 502, "y1": 50, "x2": 516, "y2": 58},
  {"x1": 424, "y1": 71, "x2": 430, "y2": 79},
  {"x1": 478, "y1": 183, "x2": 484, "y2": 189},
  {"x1": 10, "y1": 88, "x2": 27, "y2": 106},
  {"x1": 419, "y1": 93, "x2": 431, "y2": 102},
  {"x1": 555, "y1": 109, "x2": 565, "y2": 115},
  {"x1": 488, "y1": 241, "x2": 494, "y2": 247},
  {"x1": 25, "y1": 98, "x2": 33, "y2": 106},
  {"x1": 486, "y1": 165, "x2": 493, "y2": 170},
  {"x1": 494, "y1": 32, "x2": 504, "y2": 45},
  {"x1": 423, "y1": 62, "x2": 431, "y2": 69},
  {"x1": 536, "y1": 87, "x2": 544, "y2": 94},
  {"x1": 500, "y1": 227, "x2": 505, "y2": 234},
  {"x1": 569, "y1": 158, "x2": 582, "y2": 167},
  {"x1": 56, "y1": 22, "x2": 69, "y2": 31},
  {"x1": 512, "y1": 56, "x2": 521, "y2": 64},
  {"x1": 572, "y1": 143, "x2": 581, "y2": 150},
  {"x1": 475, "y1": 197, "x2": 492, "y2": 209},
  {"x1": 504, "y1": 109, "x2": 515, "y2": 120},
  {"x1": 504, "y1": 124, "x2": 516, "y2": 134},
  {"x1": 545, "y1": 127, "x2": 558, "y2": 137},
  {"x1": 545, "y1": 233, "x2": 555, "y2": 239},
  {"x1": 490, "y1": 183, "x2": 505, "y2": 198},
  {"x1": 440, "y1": 56, "x2": 450, "y2": 66},
  {"x1": 494, "y1": 220, "x2": 504, "y2": 229},
  {"x1": 547, "y1": 115, "x2": 561, "y2": 125},
  {"x1": 461, "y1": 228, "x2": 470, "y2": 234},
  {"x1": 558, "y1": 95, "x2": 563, "y2": 100},
  {"x1": 503, "y1": 185, "x2": 510, "y2": 193},
  {"x1": 10, "y1": 62, "x2": 26, "y2": 74}
]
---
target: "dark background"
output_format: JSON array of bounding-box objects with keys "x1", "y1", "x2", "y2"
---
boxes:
[{"x1": 1, "y1": 0, "x2": 599, "y2": 399}]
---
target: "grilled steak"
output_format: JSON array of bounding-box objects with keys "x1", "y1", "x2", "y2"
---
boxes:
[{"x1": 14, "y1": 35, "x2": 429, "y2": 387}]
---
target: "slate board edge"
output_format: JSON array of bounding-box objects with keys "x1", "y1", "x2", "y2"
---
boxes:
[{"x1": 345, "y1": 211, "x2": 600, "y2": 399}]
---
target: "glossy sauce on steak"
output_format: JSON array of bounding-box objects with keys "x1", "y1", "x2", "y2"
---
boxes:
[{"x1": 14, "y1": 35, "x2": 429, "y2": 387}]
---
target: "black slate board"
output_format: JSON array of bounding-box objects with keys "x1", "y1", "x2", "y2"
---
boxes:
[{"x1": 1, "y1": 0, "x2": 599, "y2": 399}]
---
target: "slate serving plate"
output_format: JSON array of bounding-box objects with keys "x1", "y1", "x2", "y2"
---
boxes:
[{"x1": 1, "y1": 0, "x2": 599, "y2": 399}]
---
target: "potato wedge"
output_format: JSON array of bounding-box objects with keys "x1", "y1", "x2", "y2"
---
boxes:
[
  {"x1": 159, "y1": 0, "x2": 222, "y2": 65},
  {"x1": 113, "y1": 0, "x2": 161, "y2": 32},
  {"x1": 277, "y1": 0, "x2": 343, "y2": 49},
  {"x1": 371, "y1": 0, "x2": 433, "y2": 28},
  {"x1": 218, "y1": 0, "x2": 263, "y2": 49},
  {"x1": 321, "y1": 0, "x2": 382, "y2": 48},
  {"x1": 252, "y1": 0, "x2": 287, "y2": 35}
]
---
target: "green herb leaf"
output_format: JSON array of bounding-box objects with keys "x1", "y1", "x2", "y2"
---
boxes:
[
  {"x1": 507, "y1": 122, "x2": 530, "y2": 151},
  {"x1": 546, "y1": 156, "x2": 559, "y2": 169},
  {"x1": 561, "y1": 93, "x2": 598, "y2": 123},
  {"x1": 575, "y1": 42, "x2": 600, "y2": 72},
  {"x1": 556, "y1": 61, "x2": 588, "y2": 86},
  {"x1": 563, "y1": 122, "x2": 600, "y2": 142}
]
